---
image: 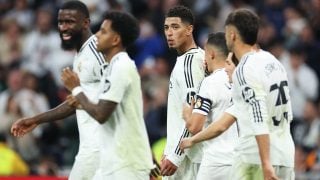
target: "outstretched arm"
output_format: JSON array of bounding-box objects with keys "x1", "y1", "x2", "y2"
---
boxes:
[
  {"x1": 180, "y1": 112, "x2": 236, "y2": 150},
  {"x1": 71, "y1": 93, "x2": 117, "y2": 124},
  {"x1": 11, "y1": 101, "x2": 75, "y2": 137}
]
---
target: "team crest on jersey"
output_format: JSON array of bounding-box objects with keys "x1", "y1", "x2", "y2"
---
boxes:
[
  {"x1": 242, "y1": 86, "x2": 255, "y2": 103},
  {"x1": 186, "y1": 91, "x2": 196, "y2": 105},
  {"x1": 195, "y1": 97, "x2": 202, "y2": 108}
]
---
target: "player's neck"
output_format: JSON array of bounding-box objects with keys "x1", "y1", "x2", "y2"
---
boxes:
[
  {"x1": 233, "y1": 42, "x2": 255, "y2": 61},
  {"x1": 77, "y1": 30, "x2": 92, "y2": 52},
  {"x1": 212, "y1": 60, "x2": 225, "y2": 72},
  {"x1": 177, "y1": 39, "x2": 197, "y2": 55},
  {"x1": 104, "y1": 46, "x2": 125, "y2": 63}
]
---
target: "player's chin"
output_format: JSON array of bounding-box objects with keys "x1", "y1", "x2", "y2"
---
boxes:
[{"x1": 96, "y1": 45, "x2": 103, "y2": 52}]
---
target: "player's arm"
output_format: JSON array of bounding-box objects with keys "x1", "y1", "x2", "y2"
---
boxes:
[
  {"x1": 162, "y1": 55, "x2": 205, "y2": 175},
  {"x1": 240, "y1": 62, "x2": 278, "y2": 179},
  {"x1": 182, "y1": 100, "x2": 206, "y2": 135},
  {"x1": 256, "y1": 134, "x2": 278, "y2": 180},
  {"x1": 71, "y1": 93, "x2": 117, "y2": 124},
  {"x1": 180, "y1": 112, "x2": 236, "y2": 150},
  {"x1": 61, "y1": 68, "x2": 117, "y2": 124},
  {"x1": 11, "y1": 101, "x2": 76, "y2": 137}
]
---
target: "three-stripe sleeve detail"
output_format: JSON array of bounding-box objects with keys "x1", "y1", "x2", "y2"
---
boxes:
[
  {"x1": 236, "y1": 56, "x2": 263, "y2": 123},
  {"x1": 184, "y1": 54, "x2": 194, "y2": 88},
  {"x1": 174, "y1": 128, "x2": 190, "y2": 156},
  {"x1": 88, "y1": 42, "x2": 105, "y2": 66}
]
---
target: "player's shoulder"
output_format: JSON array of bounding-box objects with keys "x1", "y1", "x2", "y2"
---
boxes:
[
  {"x1": 178, "y1": 47, "x2": 204, "y2": 59},
  {"x1": 186, "y1": 47, "x2": 205, "y2": 59},
  {"x1": 109, "y1": 52, "x2": 136, "y2": 72},
  {"x1": 204, "y1": 69, "x2": 229, "y2": 86},
  {"x1": 80, "y1": 36, "x2": 105, "y2": 64}
]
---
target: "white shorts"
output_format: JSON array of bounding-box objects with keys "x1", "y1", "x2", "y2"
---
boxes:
[
  {"x1": 229, "y1": 157, "x2": 295, "y2": 180},
  {"x1": 162, "y1": 157, "x2": 200, "y2": 180},
  {"x1": 68, "y1": 152, "x2": 99, "y2": 180},
  {"x1": 93, "y1": 166, "x2": 150, "y2": 180},
  {"x1": 196, "y1": 165, "x2": 231, "y2": 180}
]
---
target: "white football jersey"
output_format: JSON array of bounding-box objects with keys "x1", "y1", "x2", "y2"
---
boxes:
[
  {"x1": 97, "y1": 52, "x2": 153, "y2": 174},
  {"x1": 165, "y1": 47, "x2": 205, "y2": 164},
  {"x1": 226, "y1": 50, "x2": 295, "y2": 167},
  {"x1": 72, "y1": 35, "x2": 106, "y2": 155},
  {"x1": 193, "y1": 68, "x2": 238, "y2": 166}
]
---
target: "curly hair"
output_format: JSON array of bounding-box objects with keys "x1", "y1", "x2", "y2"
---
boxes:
[
  {"x1": 104, "y1": 11, "x2": 140, "y2": 48},
  {"x1": 166, "y1": 6, "x2": 194, "y2": 25},
  {"x1": 225, "y1": 9, "x2": 259, "y2": 45}
]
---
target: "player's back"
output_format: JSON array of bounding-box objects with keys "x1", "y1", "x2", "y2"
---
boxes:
[{"x1": 231, "y1": 50, "x2": 294, "y2": 167}]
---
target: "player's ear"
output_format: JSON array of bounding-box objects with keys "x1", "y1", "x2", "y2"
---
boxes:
[
  {"x1": 112, "y1": 33, "x2": 121, "y2": 46},
  {"x1": 210, "y1": 49, "x2": 215, "y2": 60},
  {"x1": 83, "y1": 18, "x2": 90, "y2": 30},
  {"x1": 186, "y1": 25, "x2": 193, "y2": 36}
]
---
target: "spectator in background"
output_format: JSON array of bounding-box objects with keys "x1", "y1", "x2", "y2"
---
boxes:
[
  {"x1": 133, "y1": 18, "x2": 166, "y2": 69},
  {"x1": 0, "y1": 133, "x2": 29, "y2": 176},
  {"x1": 0, "y1": 70, "x2": 41, "y2": 163},
  {"x1": 22, "y1": 6, "x2": 64, "y2": 107},
  {"x1": 4, "y1": 0, "x2": 33, "y2": 31},
  {"x1": 0, "y1": 69, "x2": 23, "y2": 117},
  {"x1": 293, "y1": 100, "x2": 320, "y2": 152},
  {"x1": 283, "y1": 6, "x2": 308, "y2": 47},
  {"x1": 22, "y1": 6, "x2": 60, "y2": 78},
  {"x1": 0, "y1": 18, "x2": 24, "y2": 67},
  {"x1": 298, "y1": 23, "x2": 320, "y2": 83},
  {"x1": 284, "y1": 45, "x2": 319, "y2": 121}
]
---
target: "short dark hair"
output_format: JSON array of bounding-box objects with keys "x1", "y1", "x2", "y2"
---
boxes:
[
  {"x1": 225, "y1": 9, "x2": 259, "y2": 45},
  {"x1": 104, "y1": 11, "x2": 140, "y2": 48},
  {"x1": 207, "y1": 32, "x2": 228, "y2": 57},
  {"x1": 60, "y1": 0, "x2": 90, "y2": 18},
  {"x1": 166, "y1": 6, "x2": 194, "y2": 25}
]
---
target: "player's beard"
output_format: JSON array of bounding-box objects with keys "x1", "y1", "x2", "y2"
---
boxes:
[{"x1": 60, "y1": 30, "x2": 83, "y2": 50}]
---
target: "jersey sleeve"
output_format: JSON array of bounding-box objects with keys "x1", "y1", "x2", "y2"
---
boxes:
[
  {"x1": 182, "y1": 54, "x2": 205, "y2": 104},
  {"x1": 240, "y1": 60, "x2": 269, "y2": 135},
  {"x1": 99, "y1": 62, "x2": 131, "y2": 103},
  {"x1": 193, "y1": 78, "x2": 214, "y2": 116},
  {"x1": 168, "y1": 53, "x2": 205, "y2": 166}
]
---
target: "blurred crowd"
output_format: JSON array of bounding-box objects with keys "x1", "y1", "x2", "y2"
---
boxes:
[{"x1": 0, "y1": 0, "x2": 319, "y2": 178}]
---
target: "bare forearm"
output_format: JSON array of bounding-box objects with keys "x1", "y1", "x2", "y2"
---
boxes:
[
  {"x1": 75, "y1": 93, "x2": 117, "y2": 124},
  {"x1": 255, "y1": 134, "x2": 271, "y2": 166},
  {"x1": 186, "y1": 113, "x2": 206, "y2": 135},
  {"x1": 34, "y1": 101, "x2": 75, "y2": 124},
  {"x1": 192, "y1": 113, "x2": 236, "y2": 144}
]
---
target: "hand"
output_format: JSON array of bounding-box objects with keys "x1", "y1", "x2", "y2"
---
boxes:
[
  {"x1": 61, "y1": 67, "x2": 80, "y2": 92},
  {"x1": 160, "y1": 158, "x2": 177, "y2": 176},
  {"x1": 66, "y1": 95, "x2": 82, "y2": 109},
  {"x1": 262, "y1": 164, "x2": 279, "y2": 180},
  {"x1": 150, "y1": 161, "x2": 161, "y2": 178},
  {"x1": 179, "y1": 137, "x2": 194, "y2": 152},
  {"x1": 11, "y1": 117, "x2": 38, "y2": 137}
]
